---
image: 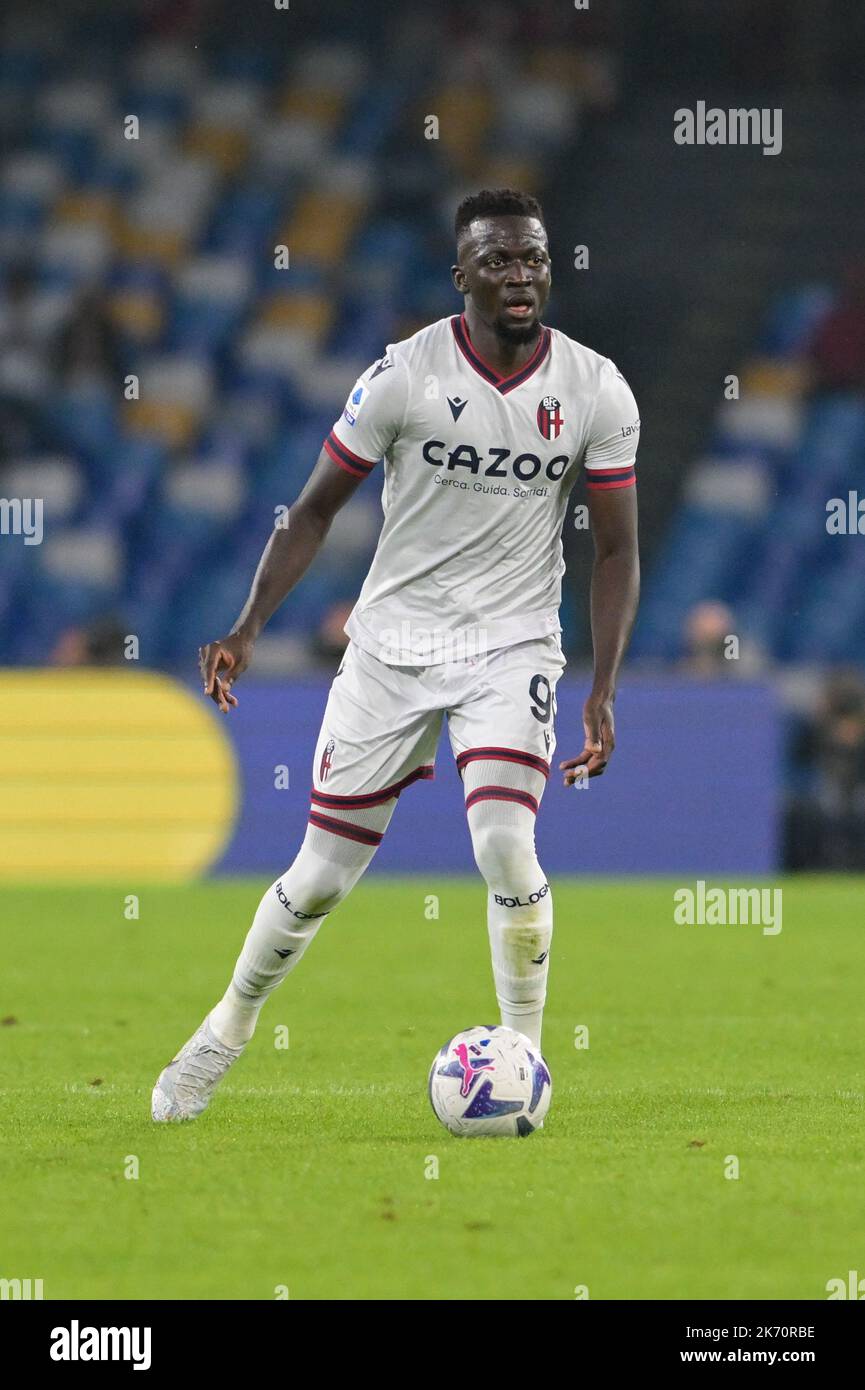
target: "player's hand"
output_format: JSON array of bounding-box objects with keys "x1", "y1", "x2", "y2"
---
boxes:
[
  {"x1": 198, "y1": 633, "x2": 253, "y2": 713},
  {"x1": 559, "y1": 692, "x2": 615, "y2": 786}
]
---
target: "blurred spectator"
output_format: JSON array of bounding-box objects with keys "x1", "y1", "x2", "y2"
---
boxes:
[
  {"x1": 52, "y1": 288, "x2": 122, "y2": 391},
  {"x1": 810, "y1": 259, "x2": 865, "y2": 394},
  {"x1": 0, "y1": 261, "x2": 36, "y2": 352},
  {"x1": 0, "y1": 260, "x2": 48, "y2": 404},
  {"x1": 785, "y1": 669, "x2": 865, "y2": 869},
  {"x1": 50, "y1": 615, "x2": 129, "y2": 666},
  {"x1": 680, "y1": 600, "x2": 766, "y2": 679}
]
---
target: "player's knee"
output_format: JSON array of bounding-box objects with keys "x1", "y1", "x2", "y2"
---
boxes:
[
  {"x1": 470, "y1": 820, "x2": 540, "y2": 891},
  {"x1": 289, "y1": 869, "x2": 354, "y2": 916},
  {"x1": 274, "y1": 854, "x2": 364, "y2": 918}
]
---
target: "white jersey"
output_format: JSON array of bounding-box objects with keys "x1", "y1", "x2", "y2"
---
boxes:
[{"x1": 324, "y1": 313, "x2": 639, "y2": 665}]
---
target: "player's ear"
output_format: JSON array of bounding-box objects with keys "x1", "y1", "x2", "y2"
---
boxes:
[{"x1": 451, "y1": 263, "x2": 468, "y2": 296}]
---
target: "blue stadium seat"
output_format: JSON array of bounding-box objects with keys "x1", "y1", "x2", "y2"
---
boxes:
[{"x1": 758, "y1": 284, "x2": 835, "y2": 358}]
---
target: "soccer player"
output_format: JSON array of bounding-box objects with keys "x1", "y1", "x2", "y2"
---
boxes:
[{"x1": 152, "y1": 188, "x2": 640, "y2": 1121}]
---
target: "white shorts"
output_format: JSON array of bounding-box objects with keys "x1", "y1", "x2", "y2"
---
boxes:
[{"x1": 308, "y1": 635, "x2": 566, "y2": 837}]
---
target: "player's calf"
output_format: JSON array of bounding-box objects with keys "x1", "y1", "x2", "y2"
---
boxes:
[{"x1": 462, "y1": 759, "x2": 553, "y2": 1050}]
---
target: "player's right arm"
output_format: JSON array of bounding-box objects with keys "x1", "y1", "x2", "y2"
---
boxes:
[
  {"x1": 199, "y1": 447, "x2": 364, "y2": 711},
  {"x1": 200, "y1": 350, "x2": 407, "y2": 711}
]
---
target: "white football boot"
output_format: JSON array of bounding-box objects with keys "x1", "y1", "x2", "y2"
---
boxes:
[{"x1": 151, "y1": 1015, "x2": 245, "y2": 1122}]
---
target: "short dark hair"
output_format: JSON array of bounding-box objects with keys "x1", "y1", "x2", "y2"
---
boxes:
[{"x1": 454, "y1": 188, "x2": 545, "y2": 241}]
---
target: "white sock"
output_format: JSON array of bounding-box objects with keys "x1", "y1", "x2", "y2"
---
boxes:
[
  {"x1": 208, "y1": 819, "x2": 387, "y2": 1049},
  {"x1": 232, "y1": 867, "x2": 333, "y2": 1000},
  {"x1": 467, "y1": 807, "x2": 553, "y2": 1052},
  {"x1": 210, "y1": 982, "x2": 263, "y2": 1049},
  {"x1": 486, "y1": 891, "x2": 552, "y2": 1049}
]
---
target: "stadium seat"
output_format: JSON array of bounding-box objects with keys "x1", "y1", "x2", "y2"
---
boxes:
[{"x1": 0, "y1": 7, "x2": 626, "y2": 669}]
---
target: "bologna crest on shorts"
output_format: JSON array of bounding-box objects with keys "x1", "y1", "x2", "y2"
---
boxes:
[
  {"x1": 319, "y1": 738, "x2": 335, "y2": 782},
  {"x1": 537, "y1": 395, "x2": 564, "y2": 439}
]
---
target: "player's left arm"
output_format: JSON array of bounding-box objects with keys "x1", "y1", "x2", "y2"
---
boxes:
[
  {"x1": 560, "y1": 363, "x2": 641, "y2": 785},
  {"x1": 561, "y1": 486, "x2": 639, "y2": 784}
]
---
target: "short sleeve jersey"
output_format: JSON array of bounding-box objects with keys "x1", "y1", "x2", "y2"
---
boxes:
[{"x1": 323, "y1": 313, "x2": 639, "y2": 664}]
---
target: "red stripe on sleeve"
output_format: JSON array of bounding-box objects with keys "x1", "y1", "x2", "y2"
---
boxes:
[
  {"x1": 324, "y1": 433, "x2": 376, "y2": 479},
  {"x1": 586, "y1": 475, "x2": 636, "y2": 491}
]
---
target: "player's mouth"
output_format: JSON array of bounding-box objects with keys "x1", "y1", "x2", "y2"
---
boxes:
[{"x1": 502, "y1": 294, "x2": 536, "y2": 320}]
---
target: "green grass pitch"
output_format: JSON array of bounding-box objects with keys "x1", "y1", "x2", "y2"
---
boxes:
[{"x1": 1, "y1": 877, "x2": 863, "y2": 1301}]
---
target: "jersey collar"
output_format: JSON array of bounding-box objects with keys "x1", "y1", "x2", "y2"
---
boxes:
[{"x1": 451, "y1": 313, "x2": 551, "y2": 395}]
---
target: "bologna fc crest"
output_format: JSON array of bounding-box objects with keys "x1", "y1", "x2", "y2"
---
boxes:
[
  {"x1": 319, "y1": 738, "x2": 335, "y2": 782},
  {"x1": 537, "y1": 395, "x2": 564, "y2": 439}
]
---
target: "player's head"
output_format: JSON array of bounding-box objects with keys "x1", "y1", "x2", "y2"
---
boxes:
[{"x1": 451, "y1": 188, "x2": 550, "y2": 345}]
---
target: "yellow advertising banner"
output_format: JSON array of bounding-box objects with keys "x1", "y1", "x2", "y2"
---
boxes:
[{"x1": 0, "y1": 670, "x2": 238, "y2": 881}]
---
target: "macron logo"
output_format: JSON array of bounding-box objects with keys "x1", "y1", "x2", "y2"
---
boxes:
[
  {"x1": 448, "y1": 396, "x2": 468, "y2": 421},
  {"x1": 50, "y1": 1321, "x2": 152, "y2": 1371}
]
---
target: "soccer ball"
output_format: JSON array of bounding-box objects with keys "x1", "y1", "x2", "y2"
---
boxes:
[{"x1": 428, "y1": 1025, "x2": 551, "y2": 1137}]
